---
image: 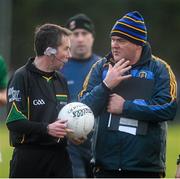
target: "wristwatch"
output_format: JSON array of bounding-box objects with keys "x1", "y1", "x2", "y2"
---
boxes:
[{"x1": 177, "y1": 155, "x2": 180, "y2": 165}]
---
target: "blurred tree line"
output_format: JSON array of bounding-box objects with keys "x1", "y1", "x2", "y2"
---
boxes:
[
  {"x1": 1, "y1": 0, "x2": 180, "y2": 119},
  {"x1": 10, "y1": 0, "x2": 180, "y2": 119},
  {"x1": 10, "y1": 0, "x2": 180, "y2": 71}
]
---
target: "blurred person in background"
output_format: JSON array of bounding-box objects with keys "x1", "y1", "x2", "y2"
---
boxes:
[
  {"x1": 79, "y1": 11, "x2": 177, "y2": 178},
  {"x1": 176, "y1": 155, "x2": 180, "y2": 178},
  {"x1": 6, "y1": 23, "x2": 74, "y2": 178},
  {"x1": 61, "y1": 13, "x2": 100, "y2": 178},
  {"x1": 0, "y1": 55, "x2": 8, "y2": 106},
  {"x1": 0, "y1": 55, "x2": 8, "y2": 163}
]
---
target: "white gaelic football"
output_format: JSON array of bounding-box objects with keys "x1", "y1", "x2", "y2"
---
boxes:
[{"x1": 58, "y1": 102, "x2": 94, "y2": 139}]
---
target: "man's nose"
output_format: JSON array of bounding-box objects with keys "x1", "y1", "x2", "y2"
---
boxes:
[
  {"x1": 77, "y1": 34, "x2": 84, "y2": 41},
  {"x1": 112, "y1": 41, "x2": 119, "y2": 48}
]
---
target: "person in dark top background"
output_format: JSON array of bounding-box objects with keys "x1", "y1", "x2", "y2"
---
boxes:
[
  {"x1": 6, "y1": 23, "x2": 73, "y2": 178},
  {"x1": 176, "y1": 154, "x2": 180, "y2": 178},
  {"x1": 61, "y1": 13, "x2": 100, "y2": 178}
]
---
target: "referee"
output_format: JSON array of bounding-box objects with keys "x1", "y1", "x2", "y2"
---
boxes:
[{"x1": 6, "y1": 23, "x2": 73, "y2": 177}]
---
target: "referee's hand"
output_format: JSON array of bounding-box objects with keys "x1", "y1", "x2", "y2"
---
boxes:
[{"x1": 47, "y1": 119, "x2": 71, "y2": 138}]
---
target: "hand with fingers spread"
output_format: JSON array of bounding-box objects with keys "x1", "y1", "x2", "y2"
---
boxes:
[
  {"x1": 103, "y1": 58, "x2": 132, "y2": 89},
  {"x1": 107, "y1": 93, "x2": 125, "y2": 114},
  {"x1": 47, "y1": 119, "x2": 71, "y2": 138}
]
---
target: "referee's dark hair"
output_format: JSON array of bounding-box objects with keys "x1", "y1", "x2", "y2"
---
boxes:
[{"x1": 34, "y1": 23, "x2": 72, "y2": 56}]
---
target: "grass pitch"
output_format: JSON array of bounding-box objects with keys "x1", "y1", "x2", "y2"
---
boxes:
[{"x1": 0, "y1": 121, "x2": 179, "y2": 177}]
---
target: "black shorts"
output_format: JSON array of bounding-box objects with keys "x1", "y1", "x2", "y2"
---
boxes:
[{"x1": 10, "y1": 146, "x2": 72, "y2": 178}]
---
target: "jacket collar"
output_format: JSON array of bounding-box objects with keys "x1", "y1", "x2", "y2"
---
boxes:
[
  {"x1": 25, "y1": 57, "x2": 56, "y2": 78},
  {"x1": 133, "y1": 42, "x2": 152, "y2": 67}
]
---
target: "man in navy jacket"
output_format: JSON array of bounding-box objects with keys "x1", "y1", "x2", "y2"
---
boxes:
[
  {"x1": 79, "y1": 11, "x2": 177, "y2": 178},
  {"x1": 61, "y1": 14, "x2": 100, "y2": 178}
]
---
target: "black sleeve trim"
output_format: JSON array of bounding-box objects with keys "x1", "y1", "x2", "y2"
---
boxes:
[{"x1": 7, "y1": 120, "x2": 48, "y2": 136}]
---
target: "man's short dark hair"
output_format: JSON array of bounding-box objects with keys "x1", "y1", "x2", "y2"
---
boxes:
[{"x1": 34, "y1": 23, "x2": 72, "y2": 56}]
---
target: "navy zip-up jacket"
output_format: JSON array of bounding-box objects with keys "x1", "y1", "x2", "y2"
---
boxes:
[{"x1": 79, "y1": 44, "x2": 177, "y2": 173}]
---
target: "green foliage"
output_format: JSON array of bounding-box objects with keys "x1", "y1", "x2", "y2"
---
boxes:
[
  {"x1": 11, "y1": 0, "x2": 180, "y2": 73},
  {"x1": 0, "y1": 122, "x2": 179, "y2": 177}
]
